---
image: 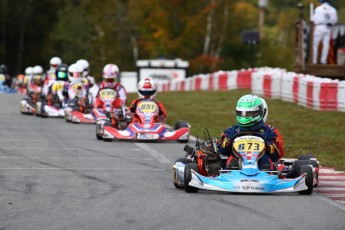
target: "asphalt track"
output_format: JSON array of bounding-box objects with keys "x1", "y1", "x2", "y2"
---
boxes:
[{"x1": 1, "y1": 94, "x2": 345, "y2": 230}]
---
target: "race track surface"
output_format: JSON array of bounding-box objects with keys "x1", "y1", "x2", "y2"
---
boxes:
[{"x1": 1, "y1": 94, "x2": 345, "y2": 230}]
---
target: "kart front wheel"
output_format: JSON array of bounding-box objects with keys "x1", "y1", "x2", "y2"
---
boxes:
[
  {"x1": 173, "y1": 158, "x2": 193, "y2": 189},
  {"x1": 96, "y1": 134, "x2": 102, "y2": 140},
  {"x1": 184, "y1": 163, "x2": 199, "y2": 193},
  {"x1": 298, "y1": 165, "x2": 313, "y2": 195}
]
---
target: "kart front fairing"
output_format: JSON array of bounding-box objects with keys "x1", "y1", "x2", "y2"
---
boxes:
[
  {"x1": 20, "y1": 98, "x2": 36, "y2": 114},
  {"x1": 102, "y1": 99, "x2": 189, "y2": 141},
  {"x1": 35, "y1": 101, "x2": 65, "y2": 117},
  {"x1": 103, "y1": 122, "x2": 189, "y2": 141},
  {"x1": 188, "y1": 167, "x2": 308, "y2": 193},
  {"x1": 64, "y1": 108, "x2": 97, "y2": 124}
]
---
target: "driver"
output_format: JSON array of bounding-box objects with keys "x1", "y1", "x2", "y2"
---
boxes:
[
  {"x1": 94, "y1": 63, "x2": 127, "y2": 109},
  {"x1": 217, "y1": 94, "x2": 281, "y2": 170},
  {"x1": 128, "y1": 77, "x2": 167, "y2": 123}
]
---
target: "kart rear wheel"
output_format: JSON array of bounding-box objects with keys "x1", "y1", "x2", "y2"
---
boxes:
[
  {"x1": 298, "y1": 154, "x2": 317, "y2": 161},
  {"x1": 173, "y1": 158, "x2": 193, "y2": 189},
  {"x1": 298, "y1": 165, "x2": 313, "y2": 195},
  {"x1": 184, "y1": 163, "x2": 199, "y2": 193},
  {"x1": 288, "y1": 160, "x2": 317, "y2": 178},
  {"x1": 175, "y1": 120, "x2": 190, "y2": 143},
  {"x1": 174, "y1": 120, "x2": 189, "y2": 130}
]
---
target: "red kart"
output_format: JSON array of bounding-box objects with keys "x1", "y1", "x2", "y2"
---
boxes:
[{"x1": 96, "y1": 98, "x2": 190, "y2": 142}]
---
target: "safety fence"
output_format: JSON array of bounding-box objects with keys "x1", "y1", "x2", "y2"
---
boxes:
[{"x1": 156, "y1": 67, "x2": 345, "y2": 112}]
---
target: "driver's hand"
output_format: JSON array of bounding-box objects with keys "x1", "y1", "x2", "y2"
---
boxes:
[
  {"x1": 105, "y1": 111, "x2": 111, "y2": 118},
  {"x1": 220, "y1": 137, "x2": 232, "y2": 150}
]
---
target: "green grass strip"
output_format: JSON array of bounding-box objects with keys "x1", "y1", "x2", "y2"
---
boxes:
[{"x1": 128, "y1": 89, "x2": 345, "y2": 171}]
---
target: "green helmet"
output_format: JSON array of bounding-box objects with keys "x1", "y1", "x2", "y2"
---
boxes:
[{"x1": 236, "y1": 95, "x2": 264, "y2": 127}]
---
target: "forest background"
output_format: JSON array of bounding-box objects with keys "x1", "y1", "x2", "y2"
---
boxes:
[{"x1": 1, "y1": 0, "x2": 345, "y2": 80}]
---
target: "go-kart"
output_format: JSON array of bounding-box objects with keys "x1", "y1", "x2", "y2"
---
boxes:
[
  {"x1": 96, "y1": 98, "x2": 190, "y2": 142},
  {"x1": 173, "y1": 130, "x2": 319, "y2": 195},
  {"x1": 19, "y1": 85, "x2": 42, "y2": 115},
  {"x1": 35, "y1": 94, "x2": 66, "y2": 118},
  {"x1": 64, "y1": 82, "x2": 94, "y2": 123}
]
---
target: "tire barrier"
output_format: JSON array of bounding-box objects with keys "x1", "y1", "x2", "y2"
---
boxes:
[{"x1": 156, "y1": 67, "x2": 345, "y2": 112}]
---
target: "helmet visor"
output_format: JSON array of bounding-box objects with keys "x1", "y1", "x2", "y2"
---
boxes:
[
  {"x1": 57, "y1": 72, "x2": 67, "y2": 79},
  {"x1": 236, "y1": 110, "x2": 261, "y2": 117},
  {"x1": 139, "y1": 89, "x2": 156, "y2": 97}
]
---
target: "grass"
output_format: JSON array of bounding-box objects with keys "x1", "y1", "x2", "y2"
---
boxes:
[{"x1": 127, "y1": 89, "x2": 345, "y2": 171}]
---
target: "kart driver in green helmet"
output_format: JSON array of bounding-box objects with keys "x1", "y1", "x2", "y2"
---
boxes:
[{"x1": 217, "y1": 94, "x2": 281, "y2": 170}]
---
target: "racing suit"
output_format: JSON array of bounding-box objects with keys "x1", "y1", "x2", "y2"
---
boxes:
[
  {"x1": 94, "y1": 81, "x2": 127, "y2": 109},
  {"x1": 217, "y1": 121, "x2": 281, "y2": 170},
  {"x1": 129, "y1": 98, "x2": 167, "y2": 123},
  {"x1": 49, "y1": 80, "x2": 70, "y2": 107}
]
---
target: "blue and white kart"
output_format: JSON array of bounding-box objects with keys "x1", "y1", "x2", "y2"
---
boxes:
[{"x1": 173, "y1": 133, "x2": 314, "y2": 195}]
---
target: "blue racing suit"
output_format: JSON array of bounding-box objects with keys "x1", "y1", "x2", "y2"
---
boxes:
[{"x1": 217, "y1": 121, "x2": 280, "y2": 169}]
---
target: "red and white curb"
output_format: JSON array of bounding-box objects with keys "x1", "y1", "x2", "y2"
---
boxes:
[{"x1": 315, "y1": 167, "x2": 345, "y2": 205}]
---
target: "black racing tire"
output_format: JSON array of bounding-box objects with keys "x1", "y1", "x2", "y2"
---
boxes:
[
  {"x1": 288, "y1": 160, "x2": 315, "y2": 178},
  {"x1": 174, "y1": 120, "x2": 189, "y2": 130},
  {"x1": 298, "y1": 165, "x2": 313, "y2": 195},
  {"x1": 96, "y1": 134, "x2": 102, "y2": 140},
  {"x1": 184, "y1": 163, "x2": 199, "y2": 193},
  {"x1": 297, "y1": 155, "x2": 319, "y2": 187},
  {"x1": 175, "y1": 120, "x2": 190, "y2": 143},
  {"x1": 298, "y1": 154, "x2": 317, "y2": 161},
  {"x1": 173, "y1": 158, "x2": 193, "y2": 189}
]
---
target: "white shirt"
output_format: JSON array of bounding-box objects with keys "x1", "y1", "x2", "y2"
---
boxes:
[{"x1": 311, "y1": 3, "x2": 338, "y2": 26}]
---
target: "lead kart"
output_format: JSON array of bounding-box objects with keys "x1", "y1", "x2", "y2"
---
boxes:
[
  {"x1": 96, "y1": 98, "x2": 190, "y2": 143},
  {"x1": 173, "y1": 131, "x2": 319, "y2": 195}
]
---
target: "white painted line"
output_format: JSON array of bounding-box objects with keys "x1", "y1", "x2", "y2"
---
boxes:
[
  {"x1": 316, "y1": 187, "x2": 345, "y2": 191},
  {"x1": 322, "y1": 194, "x2": 345, "y2": 197},
  {"x1": 319, "y1": 176, "x2": 345, "y2": 180},
  {"x1": 0, "y1": 167, "x2": 165, "y2": 171},
  {"x1": 320, "y1": 169, "x2": 345, "y2": 174},
  {"x1": 0, "y1": 156, "x2": 153, "y2": 160},
  {"x1": 0, "y1": 139, "x2": 104, "y2": 142},
  {"x1": 320, "y1": 181, "x2": 345, "y2": 186},
  {"x1": 135, "y1": 142, "x2": 171, "y2": 164},
  {"x1": 0, "y1": 147, "x2": 141, "y2": 150}
]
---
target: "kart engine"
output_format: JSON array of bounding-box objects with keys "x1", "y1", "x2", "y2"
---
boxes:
[{"x1": 201, "y1": 142, "x2": 222, "y2": 177}]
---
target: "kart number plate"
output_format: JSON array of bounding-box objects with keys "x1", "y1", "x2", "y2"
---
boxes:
[{"x1": 137, "y1": 133, "x2": 155, "y2": 140}]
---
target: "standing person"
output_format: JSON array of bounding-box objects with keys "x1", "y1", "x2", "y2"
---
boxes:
[
  {"x1": 311, "y1": 0, "x2": 338, "y2": 64},
  {"x1": 217, "y1": 94, "x2": 281, "y2": 170}
]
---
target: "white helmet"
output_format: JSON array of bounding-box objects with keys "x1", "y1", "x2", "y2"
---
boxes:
[
  {"x1": 102, "y1": 64, "x2": 119, "y2": 82},
  {"x1": 68, "y1": 63, "x2": 83, "y2": 82},
  {"x1": 50, "y1": 57, "x2": 62, "y2": 68},
  {"x1": 261, "y1": 98, "x2": 268, "y2": 123},
  {"x1": 33, "y1": 65, "x2": 43, "y2": 75},
  {"x1": 25, "y1": 66, "x2": 33, "y2": 75},
  {"x1": 76, "y1": 59, "x2": 89, "y2": 77},
  {"x1": 138, "y1": 77, "x2": 157, "y2": 99}
]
